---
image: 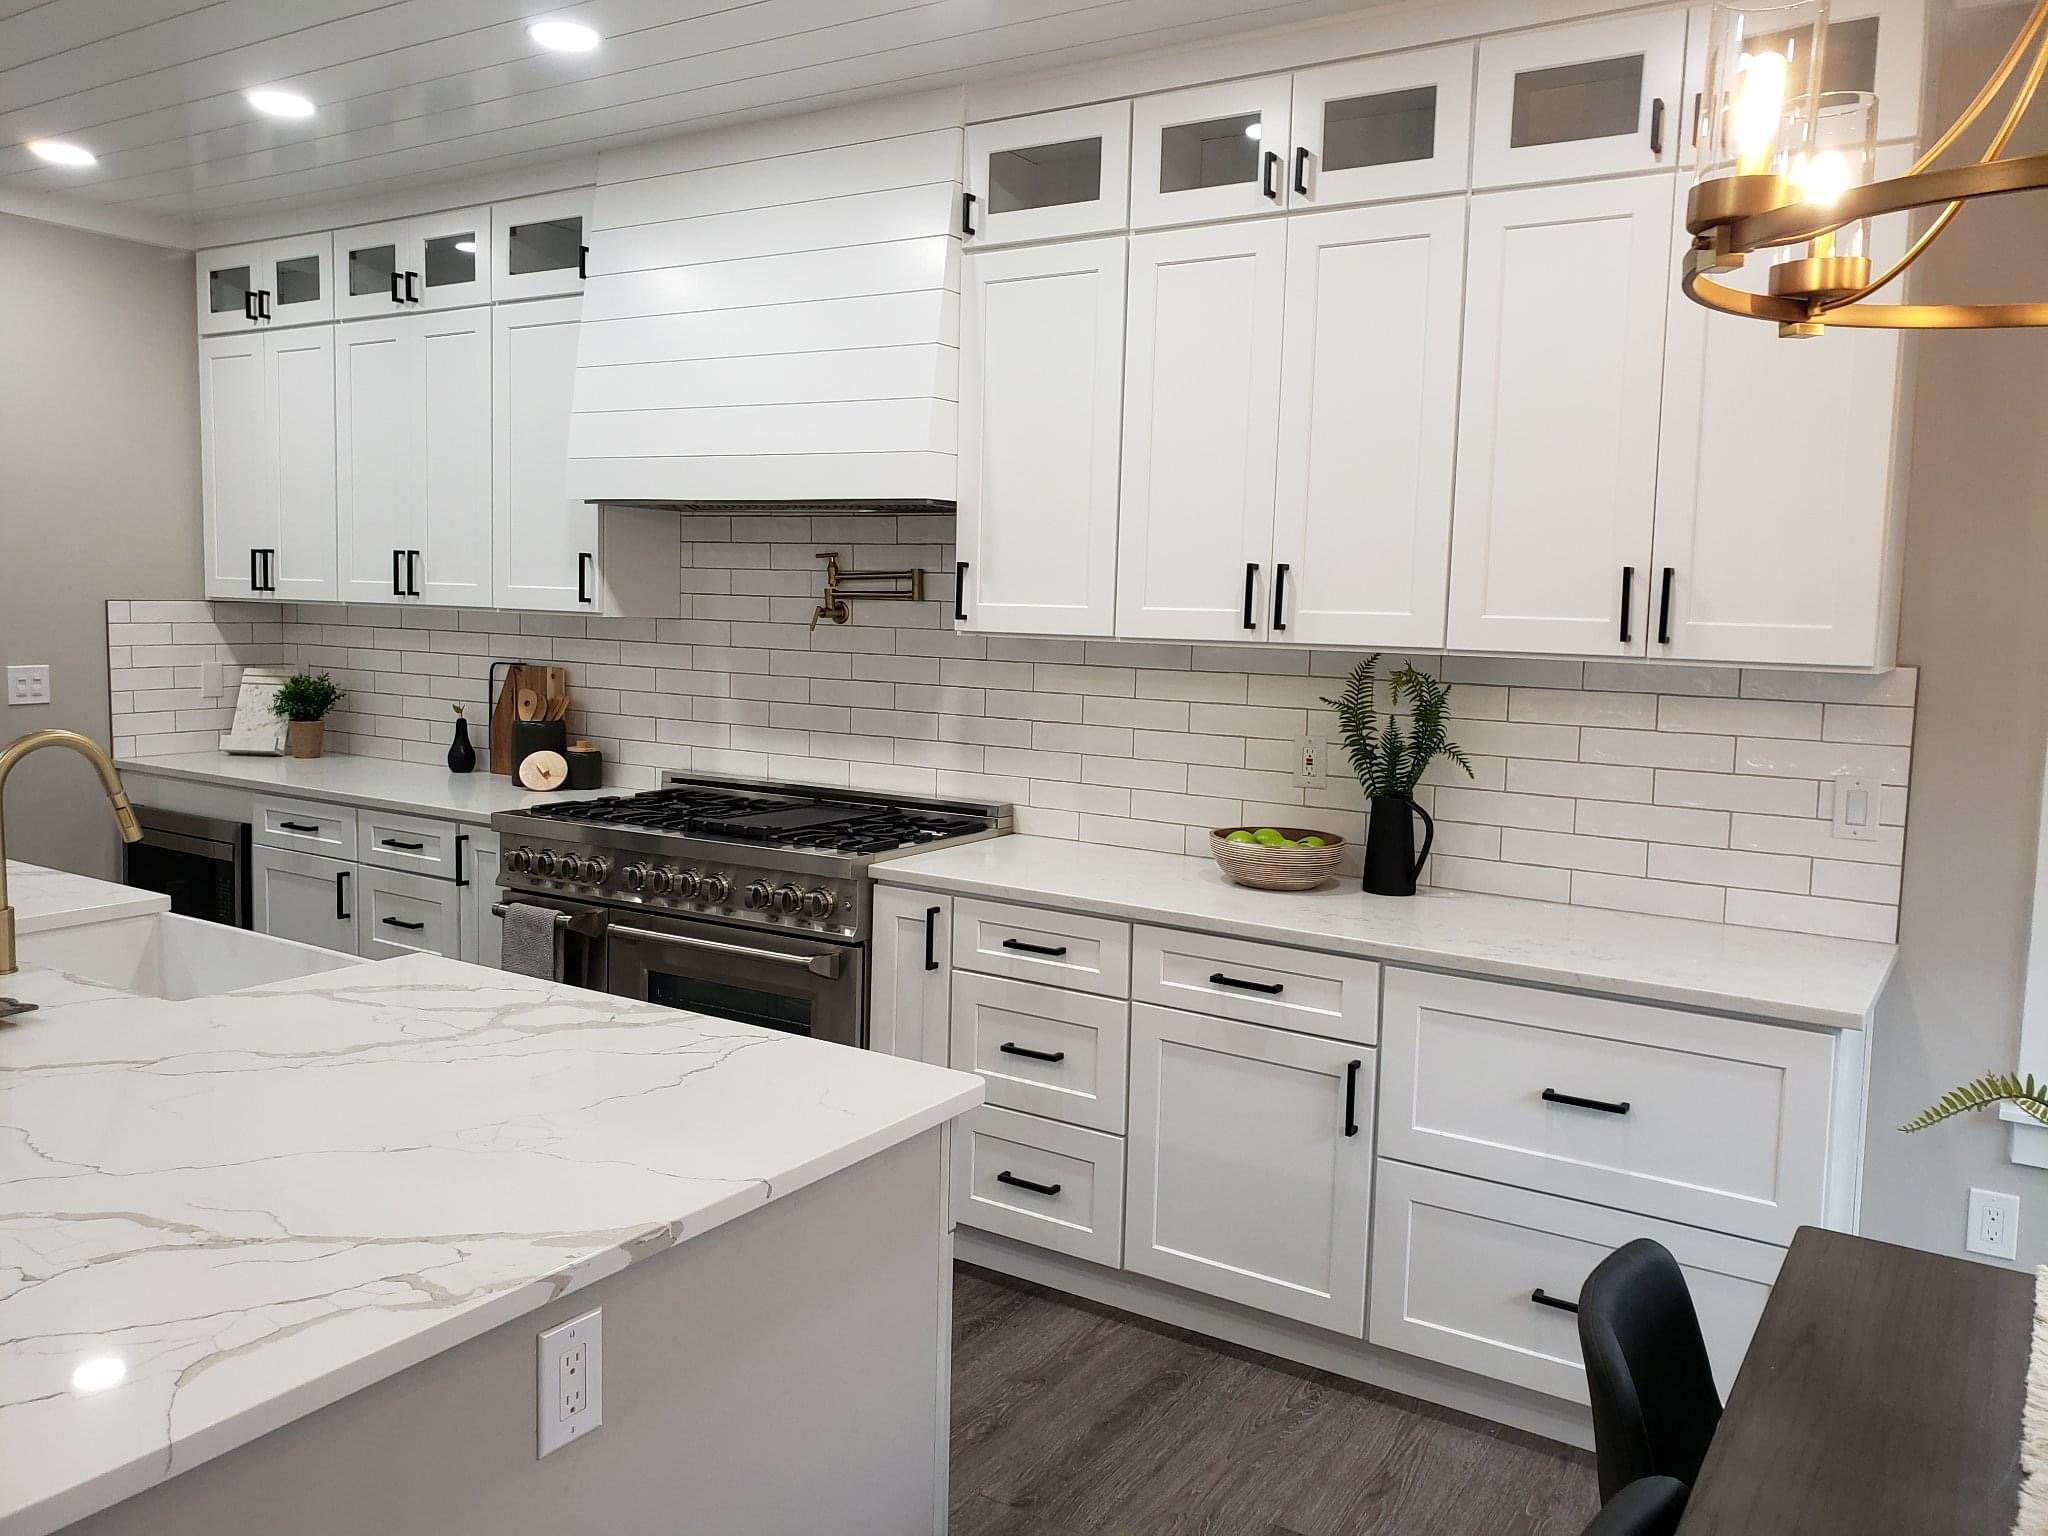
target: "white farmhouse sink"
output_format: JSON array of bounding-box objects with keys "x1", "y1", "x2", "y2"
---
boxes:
[{"x1": 17, "y1": 911, "x2": 363, "y2": 1000}]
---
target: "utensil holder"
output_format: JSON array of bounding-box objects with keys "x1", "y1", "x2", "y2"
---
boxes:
[{"x1": 511, "y1": 719, "x2": 567, "y2": 780}]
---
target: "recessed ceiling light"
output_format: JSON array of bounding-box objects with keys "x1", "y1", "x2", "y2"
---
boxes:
[
  {"x1": 528, "y1": 19, "x2": 601, "y2": 52},
  {"x1": 246, "y1": 88, "x2": 316, "y2": 119},
  {"x1": 27, "y1": 139, "x2": 95, "y2": 167}
]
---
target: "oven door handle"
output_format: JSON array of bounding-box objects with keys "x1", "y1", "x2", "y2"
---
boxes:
[{"x1": 609, "y1": 922, "x2": 844, "y2": 980}]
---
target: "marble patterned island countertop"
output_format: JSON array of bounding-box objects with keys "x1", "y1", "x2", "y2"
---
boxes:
[
  {"x1": 875, "y1": 836, "x2": 1899, "y2": 1030},
  {"x1": 5, "y1": 860, "x2": 170, "y2": 934},
  {"x1": 0, "y1": 953, "x2": 982, "y2": 1536}
]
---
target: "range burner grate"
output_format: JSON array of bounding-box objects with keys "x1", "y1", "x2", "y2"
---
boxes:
[{"x1": 522, "y1": 784, "x2": 988, "y2": 854}]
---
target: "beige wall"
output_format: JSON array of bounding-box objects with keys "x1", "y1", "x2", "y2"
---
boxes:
[
  {"x1": 1862, "y1": 1, "x2": 2048, "y2": 1262},
  {"x1": 0, "y1": 214, "x2": 200, "y2": 878}
]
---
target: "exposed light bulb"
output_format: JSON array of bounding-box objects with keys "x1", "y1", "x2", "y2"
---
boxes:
[
  {"x1": 245, "y1": 88, "x2": 316, "y2": 119},
  {"x1": 528, "y1": 19, "x2": 602, "y2": 52},
  {"x1": 1731, "y1": 49, "x2": 1789, "y2": 177},
  {"x1": 1798, "y1": 148, "x2": 1852, "y2": 207},
  {"x1": 27, "y1": 139, "x2": 95, "y2": 167},
  {"x1": 71, "y1": 1356, "x2": 125, "y2": 1393}
]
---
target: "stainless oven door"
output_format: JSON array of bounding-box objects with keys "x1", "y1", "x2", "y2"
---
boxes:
[{"x1": 607, "y1": 908, "x2": 864, "y2": 1049}]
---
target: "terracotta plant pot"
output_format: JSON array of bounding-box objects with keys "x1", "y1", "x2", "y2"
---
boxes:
[{"x1": 286, "y1": 720, "x2": 326, "y2": 760}]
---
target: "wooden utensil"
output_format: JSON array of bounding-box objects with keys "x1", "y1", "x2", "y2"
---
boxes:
[
  {"x1": 544, "y1": 667, "x2": 567, "y2": 721},
  {"x1": 517, "y1": 686, "x2": 540, "y2": 722}
]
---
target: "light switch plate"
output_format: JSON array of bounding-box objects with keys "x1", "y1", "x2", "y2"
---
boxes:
[
  {"x1": 1831, "y1": 774, "x2": 1881, "y2": 841},
  {"x1": 6, "y1": 665, "x2": 50, "y2": 706},
  {"x1": 537, "y1": 1308, "x2": 603, "y2": 1457}
]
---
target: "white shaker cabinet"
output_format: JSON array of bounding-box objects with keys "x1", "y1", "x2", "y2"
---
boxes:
[
  {"x1": 196, "y1": 233, "x2": 335, "y2": 334},
  {"x1": 1130, "y1": 76, "x2": 1295, "y2": 229},
  {"x1": 1288, "y1": 45, "x2": 1475, "y2": 209},
  {"x1": 965, "y1": 103, "x2": 1132, "y2": 247},
  {"x1": 1123, "y1": 1003, "x2": 1375, "y2": 1334},
  {"x1": 335, "y1": 206, "x2": 492, "y2": 320},
  {"x1": 1446, "y1": 174, "x2": 1675, "y2": 656},
  {"x1": 1115, "y1": 221, "x2": 1287, "y2": 641},
  {"x1": 958, "y1": 238, "x2": 1126, "y2": 637},
  {"x1": 460, "y1": 829, "x2": 502, "y2": 969},
  {"x1": 1471, "y1": 12, "x2": 1688, "y2": 188},
  {"x1": 870, "y1": 887, "x2": 952, "y2": 1065},
  {"x1": 1270, "y1": 197, "x2": 1465, "y2": 649},
  {"x1": 198, "y1": 327, "x2": 338, "y2": 602},
  {"x1": 492, "y1": 189, "x2": 592, "y2": 302},
  {"x1": 252, "y1": 844, "x2": 358, "y2": 955}
]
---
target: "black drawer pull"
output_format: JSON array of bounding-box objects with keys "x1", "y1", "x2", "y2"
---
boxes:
[
  {"x1": 1619, "y1": 565, "x2": 1634, "y2": 644},
  {"x1": 1002, "y1": 938, "x2": 1068, "y2": 958},
  {"x1": 1260, "y1": 147, "x2": 1281, "y2": 200},
  {"x1": 1531, "y1": 1288, "x2": 1580, "y2": 1314},
  {"x1": 1210, "y1": 972, "x2": 1284, "y2": 995},
  {"x1": 999, "y1": 1042, "x2": 1067, "y2": 1064},
  {"x1": 381, "y1": 917, "x2": 427, "y2": 932},
  {"x1": 1344, "y1": 1058, "x2": 1361, "y2": 1137},
  {"x1": 379, "y1": 838, "x2": 427, "y2": 851},
  {"x1": 996, "y1": 1170, "x2": 1062, "y2": 1197},
  {"x1": 278, "y1": 820, "x2": 321, "y2": 833},
  {"x1": 1649, "y1": 96, "x2": 1667, "y2": 157},
  {"x1": 961, "y1": 190, "x2": 978, "y2": 237},
  {"x1": 1292, "y1": 144, "x2": 1310, "y2": 196},
  {"x1": 1542, "y1": 1087, "x2": 1632, "y2": 1116},
  {"x1": 923, "y1": 905, "x2": 941, "y2": 971},
  {"x1": 335, "y1": 869, "x2": 350, "y2": 921}
]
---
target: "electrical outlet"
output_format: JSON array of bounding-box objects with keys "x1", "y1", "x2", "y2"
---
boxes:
[
  {"x1": 1831, "y1": 774, "x2": 1881, "y2": 841},
  {"x1": 1293, "y1": 736, "x2": 1326, "y2": 788},
  {"x1": 1968, "y1": 1188, "x2": 2020, "y2": 1260},
  {"x1": 6, "y1": 665, "x2": 51, "y2": 706},
  {"x1": 537, "y1": 1308, "x2": 603, "y2": 1456}
]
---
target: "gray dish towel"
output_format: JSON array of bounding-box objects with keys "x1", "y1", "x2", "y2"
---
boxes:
[{"x1": 501, "y1": 902, "x2": 563, "y2": 981}]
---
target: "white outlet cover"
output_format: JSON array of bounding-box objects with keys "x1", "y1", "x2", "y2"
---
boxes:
[
  {"x1": 6, "y1": 665, "x2": 51, "y2": 706},
  {"x1": 1968, "y1": 1187, "x2": 2020, "y2": 1261},
  {"x1": 537, "y1": 1308, "x2": 604, "y2": 1456}
]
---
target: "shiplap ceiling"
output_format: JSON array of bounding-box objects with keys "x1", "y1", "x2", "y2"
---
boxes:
[{"x1": 0, "y1": 0, "x2": 1381, "y2": 236}]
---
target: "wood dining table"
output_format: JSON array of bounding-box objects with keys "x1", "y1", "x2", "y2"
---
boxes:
[{"x1": 1678, "y1": 1225, "x2": 2035, "y2": 1534}]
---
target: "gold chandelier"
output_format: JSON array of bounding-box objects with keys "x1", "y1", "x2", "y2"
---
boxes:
[{"x1": 1683, "y1": 0, "x2": 2048, "y2": 336}]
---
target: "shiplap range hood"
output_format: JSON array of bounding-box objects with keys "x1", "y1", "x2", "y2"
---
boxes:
[{"x1": 568, "y1": 92, "x2": 964, "y2": 510}]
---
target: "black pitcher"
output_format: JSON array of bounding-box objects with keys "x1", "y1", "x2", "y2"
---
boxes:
[{"x1": 1363, "y1": 795, "x2": 1434, "y2": 897}]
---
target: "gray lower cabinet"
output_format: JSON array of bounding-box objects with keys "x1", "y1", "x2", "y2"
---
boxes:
[
  {"x1": 357, "y1": 864, "x2": 463, "y2": 960},
  {"x1": 251, "y1": 843, "x2": 358, "y2": 954},
  {"x1": 462, "y1": 829, "x2": 502, "y2": 967}
]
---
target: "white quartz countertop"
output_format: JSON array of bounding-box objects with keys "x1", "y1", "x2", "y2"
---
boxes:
[
  {"x1": 6, "y1": 860, "x2": 170, "y2": 934},
  {"x1": 875, "y1": 837, "x2": 1897, "y2": 1031},
  {"x1": 116, "y1": 751, "x2": 617, "y2": 826},
  {"x1": 0, "y1": 953, "x2": 982, "y2": 1536}
]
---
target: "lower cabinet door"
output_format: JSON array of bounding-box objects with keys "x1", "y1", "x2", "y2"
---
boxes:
[
  {"x1": 870, "y1": 886, "x2": 952, "y2": 1064},
  {"x1": 357, "y1": 865, "x2": 462, "y2": 960},
  {"x1": 1368, "y1": 1161, "x2": 1782, "y2": 1402},
  {"x1": 1124, "y1": 1003, "x2": 1374, "y2": 1333},
  {"x1": 952, "y1": 1103, "x2": 1126, "y2": 1267},
  {"x1": 251, "y1": 845, "x2": 359, "y2": 955},
  {"x1": 460, "y1": 829, "x2": 501, "y2": 968}
]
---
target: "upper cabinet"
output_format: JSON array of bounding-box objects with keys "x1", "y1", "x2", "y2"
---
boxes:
[
  {"x1": 1472, "y1": 12, "x2": 1688, "y2": 187},
  {"x1": 492, "y1": 190, "x2": 593, "y2": 302},
  {"x1": 965, "y1": 103, "x2": 1132, "y2": 247},
  {"x1": 1131, "y1": 75, "x2": 1295, "y2": 229},
  {"x1": 1288, "y1": 45, "x2": 1474, "y2": 208},
  {"x1": 198, "y1": 328, "x2": 337, "y2": 602},
  {"x1": 196, "y1": 233, "x2": 335, "y2": 333},
  {"x1": 335, "y1": 206, "x2": 493, "y2": 319}
]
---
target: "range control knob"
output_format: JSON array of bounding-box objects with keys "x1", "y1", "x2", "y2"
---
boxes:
[
  {"x1": 649, "y1": 868, "x2": 676, "y2": 896},
  {"x1": 771, "y1": 884, "x2": 803, "y2": 914},
  {"x1": 699, "y1": 874, "x2": 732, "y2": 904},
  {"x1": 800, "y1": 888, "x2": 836, "y2": 919},
  {"x1": 506, "y1": 847, "x2": 533, "y2": 873},
  {"x1": 534, "y1": 850, "x2": 560, "y2": 877},
  {"x1": 621, "y1": 863, "x2": 650, "y2": 891},
  {"x1": 745, "y1": 880, "x2": 774, "y2": 910},
  {"x1": 557, "y1": 855, "x2": 585, "y2": 882},
  {"x1": 584, "y1": 857, "x2": 611, "y2": 885},
  {"x1": 670, "y1": 869, "x2": 700, "y2": 900}
]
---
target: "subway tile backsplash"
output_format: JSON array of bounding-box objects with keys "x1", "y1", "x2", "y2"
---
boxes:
[{"x1": 108, "y1": 512, "x2": 1914, "y2": 943}]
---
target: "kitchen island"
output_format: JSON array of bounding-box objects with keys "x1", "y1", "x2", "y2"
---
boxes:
[{"x1": 1, "y1": 869, "x2": 982, "y2": 1536}]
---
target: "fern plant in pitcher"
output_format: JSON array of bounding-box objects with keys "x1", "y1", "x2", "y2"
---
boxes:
[
  {"x1": 1322, "y1": 655, "x2": 1473, "y2": 896},
  {"x1": 1902, "y1": 1072, "x2": 2048, "y2": 1132}
]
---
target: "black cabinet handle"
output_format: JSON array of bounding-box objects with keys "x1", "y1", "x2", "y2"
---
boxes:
[
  {"x1": 1691, "y1": 91, "x2": 1703, "y2": 148},
  {"x1": 1657, "y1": 567, "x2": 1675, "y2": 646},
  {"x1": 578, "y1": 244, "x2": 589, "y2": 280},
  {"x1": 923, "y1": 905, "x2": 941, "y2": 971},
  {"x1": 267, "y1": 549, "x2": 279, "y2": 591},
  {"x1": 243, "y1": 291, "x2": 257, "y2": 322},
  {"x1": 999, "y1": 1042, "x2": 1067, "y2": 1064},
  {"x1": 1260, "y1": 148, "x2": 1281, "y2": 199},
  {"x1": 390, "y1": 271, "x2": 404, "y2": 305},
  {"x1": 379, "y1": 838, "x2": 427, "y2": 851},
  {"x1": 1002, "y1": 937, "x2": 1068, "y2": 958},
  {"x1": 250, "y1": 548, "x2": 262, "y2": 592},
  {"x1": 1344, "y1": 1058, "x2": 1362, "y2": 1137},
  {"x1": 1542, "y1": 1087, "x2": 1632, "y2": 1116},
  {"x1": 577, "y1": 552, "x2": 594, "y2": 604},
  {"x1": 404, "y1": 270, "x2": 420, "y2": 303},
  {"x1": 454, "y1": 832, "x2": 468, "y2": 888},
  {"x1": 1242, "y1": 562, "x2": 1259, "y2": 631},
  {"x1": 996, "y1": 1170, "x2": 1062, "y2": 1197},
  {"x1": 1619, "y1": 565, "x2": 1634, "y2": 644},
  {"x1": 961, "y1": 190, "x2": 978, "y2": 237},
  {"x1": 1292, "y1": 145, "x2": 1310, "y2": 196},
  {"x1": 406, "y1": 550, "x2": 421, "y2": 597},
  {"x1": 335, "y1": 869, "x2": 351, "y2": 920},
  {"x1": 278, "y1": 820, "x2": 321, "y2": 833},
  {"x1": 257, "y1": 289, "x2": 271, "y2": 320},
  {"x1": 1649, "y1": 96, "x2": 1667, "y2": 157},
  {"x1": 382, "y1": 916, "x2": 427, "y2": 932},
  {"x1": 1209, "y1": 972, "x2": 1283, "y2": 995},
  {"x1": 955, "y1": 560, "x2": 969, "y2": 623},
  {"x1": 1272, "y1": 563, "x2": 1289, "y2": 633},
  {"x1": 392, "y1": 549, "x2": 405, "y2": 597},
  {"x1": 1531, "y1": 1288, "x2": 1580, "y2": 1314}
]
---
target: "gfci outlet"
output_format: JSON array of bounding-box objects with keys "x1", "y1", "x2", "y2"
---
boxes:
[
  {"x1": 1968, "y1": 1187, "x2": 2020, "y2": 1261},
  {"x1": 1293, "y1": 737, "x2": 1326, "y2": 788},
  {"x1": 537, "y1": 1308, "x2": 603, "y2": 1457}
]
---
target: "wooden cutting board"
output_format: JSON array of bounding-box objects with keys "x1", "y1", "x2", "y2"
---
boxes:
[{"x1": 489, "y1": 663, "x2": 533, "y2": 776}]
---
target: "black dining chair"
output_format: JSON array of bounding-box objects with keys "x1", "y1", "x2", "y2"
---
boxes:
[
  {"x1": 1581, "y1": 1476, "x2": 1690, "y2": 1536},
  {"x1": 1577, "y1": 1238, "x2": 1723, "y2": 1502}
]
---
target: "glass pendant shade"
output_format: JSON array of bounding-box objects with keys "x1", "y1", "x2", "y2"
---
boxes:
[{"x1": 1697, "y1": 1, "x2": 1831, "y2": 190}]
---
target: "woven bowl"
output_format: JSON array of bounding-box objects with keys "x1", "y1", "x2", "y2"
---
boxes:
[{"x1": 1208, "y1": 827, "x2": 1346, "y2": 892}]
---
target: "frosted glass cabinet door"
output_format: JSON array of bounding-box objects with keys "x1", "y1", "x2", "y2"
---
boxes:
[
  {"x1": 1130, "y1": 75, "x2": 1295, "y2": 229},
  {"x1": 1271, "y1": 199, "x2": 1465, "y2": 650},
  {"x1": 263, "y1": 232, "x2": 334, "y2": 326},
  {"x1": 414, "y1": 205, "x2": 493, "y2": 311},
  {"x1": 334, "y1": 219, "x2": 413, "y2": 320},
  {"x1": 1289, "y1": 44, "x2": 1475, "y2": 209},
  {"x1": 966, "y1": 102, "x2": 1132, "y2": 246},
  {"x1": 1116, "y1": 222, "x2": 1287, "y2": 641},
  {"x1": 492, "y1": 190, "x2": 593, "y2": 302},
  {"x1": 1446, "y1": 175, "x2": 1675, "y2": 656},
  {"x1": 1472, "y1": 12, "x2": 1688, "y2": 187},
  {"x1": 958, "y1": 238, "x2": 1126, "y2": 636},
  {"x1": 196, "y1": 244, "x2": 265, "y2": 335}
]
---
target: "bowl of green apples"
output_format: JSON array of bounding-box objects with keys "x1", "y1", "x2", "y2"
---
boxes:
[{"x1": 1208, "y1": 825, "x2": 1345, "y2": 891}]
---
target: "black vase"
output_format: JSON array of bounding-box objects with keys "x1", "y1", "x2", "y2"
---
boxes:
[
  {"x1": 447, "y1": 715, "x2": 476, "y2": 774},
  {"x1": 1363, "y1": 795, "x2": 1435, "y2": 897}
]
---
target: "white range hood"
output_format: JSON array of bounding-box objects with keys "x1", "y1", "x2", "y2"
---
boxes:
[{"x1": 568, "y1": 91, "x2": 964, "y2": 509}]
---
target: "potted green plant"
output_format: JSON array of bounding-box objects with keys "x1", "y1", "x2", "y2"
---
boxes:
[
  {"x1": 1323, "y1": 655, "x2": 1473, "y2": 897},
  {"x1": 272, "y1": 672, "x2": 345, "y2": 760},
  {"x1": 1902, "y1": 1073, "x2": 2048, "y2": 1132}
]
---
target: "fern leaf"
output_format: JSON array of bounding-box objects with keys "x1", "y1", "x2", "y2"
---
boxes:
[{"x1": 1901, "y1": 1072, "x2": 2048, "y2": 1132}]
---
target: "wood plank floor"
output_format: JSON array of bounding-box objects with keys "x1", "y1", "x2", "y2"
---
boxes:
[{"x1": 951, "y1": 1265, "x2": 1599, "y2": 1536}]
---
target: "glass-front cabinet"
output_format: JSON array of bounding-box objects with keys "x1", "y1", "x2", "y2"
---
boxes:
[
  {"x1": 492, "y1": 189, "x2": 594, "y2": 300},
  {"x1": 335, "y1": 207, "x2": 493, "y2": 319},
  {"x1": 195, "y1": 234, "x2": 334, "y2": 334},
  {"x1": 965, "y1": 102, "x2": 1132, "y2": 246},
  {"x1": 1289, "y1": 44, "x2": 1475, "y2": 207},
  {"x1": 1472, "y1": 12, "x2": 1689, "y2": 187},
  {"x1": 1131, "y1": 76, "x2": 1295, "y2": 228}
]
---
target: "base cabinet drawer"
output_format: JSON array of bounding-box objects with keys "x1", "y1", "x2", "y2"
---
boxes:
[
  {"x1": 1379, "y1": 968, "x2": 1837, "y2": 1244},
  {"x1": 952, "y1": 971, "x2": 1129, "y2": 1133},
  {"x1": 953, "y1": 897, "x2": 1131, "y2": 997},
  {"x1": 360, "y1": 809, "x2": 464, "y2": 879},
  {"x1": 254, "y1": 797, "x2": 358, "y2": 860},
  {"x1": 951, "y1": 1104, "x2": 1126, "y2": 1268},
  {"x1": 356, "y1": 865, "x2": 462, "y2": 960},
  {"x1": 1133, "y1": 925, "x2": 1379, "y2": 1045},
  {"x1": 1368, "y1": 1161, "x2": 1781, "y2": 1403}
]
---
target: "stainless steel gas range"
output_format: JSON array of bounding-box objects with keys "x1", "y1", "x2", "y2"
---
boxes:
[{"x1": 491, "y1": 774, "x2": 1010, "y2": 1049}]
